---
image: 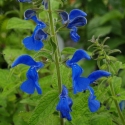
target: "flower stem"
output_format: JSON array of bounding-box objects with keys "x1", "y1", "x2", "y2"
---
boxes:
[
  {"x1": 48, "y1": 0, "x2": 64, "y2": 125},
  {"x1": 101, "y1": 46, "x2": 125, "y2": 125}
]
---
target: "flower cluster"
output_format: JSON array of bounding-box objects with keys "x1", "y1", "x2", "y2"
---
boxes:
[
  {"x1": 23, "y1": 9, "x2": 47, "y2": 51},
  {"x1": 66, "y1": 49, "x2": 111, "y2": 112},
  {"x1": 12, "y1": 2, "x2": 48, "y2": 94},
  {"x1": 13, "y1": 0, "x2": 111, "y2": 122},
  {"x1": 59, "y1": 9, "x2": 87, "y2": 42},
  {"x1": 12, "y1": 55, "x2": 44, "y2": 94}
]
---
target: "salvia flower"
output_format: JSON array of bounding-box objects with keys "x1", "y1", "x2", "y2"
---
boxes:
[
  {"x1": 88, "y1": 86, "x2": 100, "y2": 112},
  {"x1": 66, "y1": 49, "x2": 90, "y2": 94},
  {"x1": 18, "y1": 0, "x2": 32, "y2": 3},
  {"x1": 42, "y1": 0, "x2": 48, "y2": 9},
  {"x1": 56, "y1": 85, "x2": 73, "y2": 121},
  {"x1": 59, "y1": 9, "x2": 87, "y2": 42},
  {"x1": 23, "y1": 25, "x2": 48, "y2": 51},
  {"x1": 23, "y1": 9, "x2": 47, "y2": 51},
  {"x1": 73, "y1": 70, "x2": 111, "y2": 94},
  {"x1": 66, "y1": 49, "x2": 91, "y2": 67},
  {"x1": 119, "y1": 100, "x2": 125, "y2": 111},
  {"x1": 11, "y1": 55, "x2": 44, "y2": 94},
  {"x1": 24, "y1": 9, "x2": 46, "y2": 27},
  {"x1": 66, "y1": 49, "x2": 111, "y2": 94}
]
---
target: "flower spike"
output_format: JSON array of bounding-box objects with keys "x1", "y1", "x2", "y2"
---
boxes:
[{"x1": 56, "y1": 85, "x2": 73, "y2": 121}]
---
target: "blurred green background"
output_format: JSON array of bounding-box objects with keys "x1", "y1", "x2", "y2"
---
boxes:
[{"x1": 0, "y1": 0, "x2": 125, "y2": 124}]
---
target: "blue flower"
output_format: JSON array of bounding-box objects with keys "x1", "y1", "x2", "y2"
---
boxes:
[
  {"x1": 119, "y1": 100, "x2": 125, "y2": 111},
  {"x1": 23, "y1": 25, "x2": 48, "y2": 51},
  {"x1": 87, "y1": 70, "x2": 111, "y2": 84},
  {"x1": 11, "y1": 55, "x2": 43, "y2": 69},
  {"x1": 42, "y1": 0, "x2": 48, "y2": 9},
  {"x1": 18, "y1": 0, "x2": 32, "y2": 3},
  {"x1": 11, "y1": 55, "x2": 44, "y2": 94},
  {"x1": 23, "y1": 10, "x2": 47, "y2": 51},
  {"x1": 24, "y1": 9, "x2": 46, "y2": 27},
  {"x1": 56, "y1": 85, "x2": 73, "y2": 121},
  {"x1": 66, "y1": 49, "x2": 90, "y2": 94},
  {"x1": 88, "y1": 86, "x2": 100, "y2": 112},
  {"x1": 66, "y1": 49, "x2": 111, "y2": 94},
  {"x1": 70, "y1": 27, "x2": 80, "y2": 42},
  {"x1": 21, "y1": 67, "x2": 42, "y2": 94},
  {"x1": 73, "y1": 69, "x2": 111, "y2": 94},
  {"x1": 66, "y1": 49, "x2": 91, "y2": 67},
  {"x1": 59, "y1": 9, "x2": 87, "y2": 42}
]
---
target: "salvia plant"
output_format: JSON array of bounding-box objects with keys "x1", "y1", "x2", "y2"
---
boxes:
[{"x1": 1, "y1": 0, "x2": 125, "y2": 125}]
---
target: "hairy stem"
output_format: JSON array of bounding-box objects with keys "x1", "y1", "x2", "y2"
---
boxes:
[{"x1": 48, "y1": 1, "x2": 64, "y2": 125}]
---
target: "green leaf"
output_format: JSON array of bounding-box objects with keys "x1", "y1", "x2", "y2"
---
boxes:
[
  {"x1": 87, "y1": 17, "x2": 101, "y2": 31},
  {"x1": 88, "y1": 25, "x2": 112, "y2": 38},
  {"x1": 94, "y1": 26, "x2": 112, "y2": 37},
  {"x1": 90, "y1": 113, "x2": 113, "y2": 125},
  {"x1": 60, "y1": 64, "x2": 71, "y2": 87},
  {"x1": 121, "y1": 63, "x2": 125, "y2": 69},
  {"x1": 0, "y1": 69, "x2": 16, "y2": 88},
  {"x1": 52, "y1": 0, "x2": 61, "y2": 9},
  {"x1": 39, "y1": 75, "x2": 54, "y2": 94},
  {"x1": 108, "y1": 56, "x2": 117, "y2": 61},
  {"x1": 61, "y1": 47, "x2": 77, "y2": 55},
  {"x1": 19, "y1": 111, "x2": 32, "y2": 123},
  {"x1": 70, "y1": 92, "x2": 91, "y2": 125},
  {"x1": 0, "y1": 68, "x2": 23, "y2": 98},
  {"x1": 3, "y1": 47, "x2": 26, "y2": 66},
  {"x1": 20, "y1": 95, "x2": 41, "y2": 106},
  {"x1": 28, "y1": 90, "x2": 58, "y2": 125},
  {"x1": 107, "y1": 38, "x2": 125, "y2": 49},
  {"x1": 108, "y1": 49, "x2": 121, "y2": 55},
  {"x1": 7, "y1": 17, "x2": 34, "y2": 30},
  {"x1": 110, "y1": 61, "x2": 123, "y2": 74},
  {"x1": 37, "y1": 114, "x2": 59, "y2": 125},
  {"x1": 112, "y1": 76, "x2": 122, "y2": 94},
  {"x1": 100, "y1": 10, "x2": 124, "y2": 25},
  {"x1": 117, "y1": 90, "x2": 125, "y2": 101},
  {"x1": 34, "y1": 51, "x2": 53, "y2": 61}
]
